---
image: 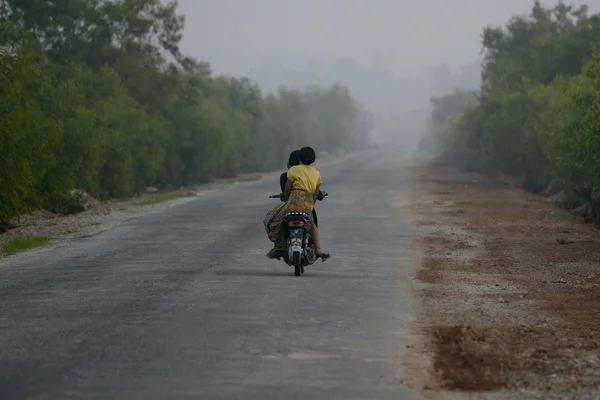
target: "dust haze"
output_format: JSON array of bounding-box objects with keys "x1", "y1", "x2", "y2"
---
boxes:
[{"x1": 175, "y1": 0, "x2": 592, "y2": 149}]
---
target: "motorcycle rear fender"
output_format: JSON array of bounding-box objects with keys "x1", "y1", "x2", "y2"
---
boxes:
[{"x1": 288, "y1": 228, "x2": 303, "y2": 239}]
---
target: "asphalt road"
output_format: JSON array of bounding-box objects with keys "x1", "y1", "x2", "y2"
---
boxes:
[{"x1": 0, "y1": 148, "x2": 418, "y2": 400}]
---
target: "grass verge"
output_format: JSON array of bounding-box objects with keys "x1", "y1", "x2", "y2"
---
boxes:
[
  {"x1": 1, "y1": 236, "x2": 52, "y2": 257},
  {"x1": 135, "y1": 193, "x2": 180, "y2": 206}
]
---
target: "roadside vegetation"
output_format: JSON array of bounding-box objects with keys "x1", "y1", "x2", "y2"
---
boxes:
[
  {"x1": 421, "y1": 1, "x2": 600, "y2": 225},
  {"x1": 135, "y1": 193, "x2": 183, "y2": 207},
  {"x1": 0, "y1": 0, "x2": 372, "y2": 232},
  {"x1": 0, "y1": 236, "x2": 52, "y2": 257}
]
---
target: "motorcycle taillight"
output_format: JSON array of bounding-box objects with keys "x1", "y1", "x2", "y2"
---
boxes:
[{"x1": 287, "y1": 217, "x2": 305, "y2": 228}]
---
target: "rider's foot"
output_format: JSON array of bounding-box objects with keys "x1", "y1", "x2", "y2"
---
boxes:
[
  {"x1": 316, "y1": 249, "x2": 331, "y2": 261},
  {"x1": 266, "y1": 248, "x2": 278, "y2": 259}
]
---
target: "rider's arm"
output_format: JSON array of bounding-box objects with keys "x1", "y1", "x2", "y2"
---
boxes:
[
  {"x1": 313, "y1": 184, "x2": 321, "y2": 203},
  {"x1": 279, "y1": 172, "x2": 287, "y2": 193},
  {"x1": 313, "y1": 170, "x2": 323, "y2": 203},
  {"x1": 284, "y1": 179, "x2": 293, "y2": 201}
]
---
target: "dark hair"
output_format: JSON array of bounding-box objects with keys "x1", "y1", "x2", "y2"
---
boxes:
[
  {"x1": 299, "y1": 146, "x2": 316, "y2": 165},
  {"x1": 287, "y1": 150, "x2": 301, "y2": 168}
]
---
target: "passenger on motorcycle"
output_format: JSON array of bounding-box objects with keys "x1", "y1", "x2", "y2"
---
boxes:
[
  {"x1": 264, "y1": 146, "x2": 330, "y2": 261},
  {"x1": 279, "y1": 150, "x2": 327, "y2": 227}
]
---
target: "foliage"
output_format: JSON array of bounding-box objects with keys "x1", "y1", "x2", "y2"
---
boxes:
[
  {"x1": 0, "y1": 236, "x2": 52, "y2": 257},
  {"x1": 0, "y1": 1, "x2": 372, "y2": 227},
  {"x1": 426, "y1": 1, "x2": 600, "y2": 217}
]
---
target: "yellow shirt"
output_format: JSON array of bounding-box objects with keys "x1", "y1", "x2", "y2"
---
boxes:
[{"x1": 287, "y1": 165, "x2": 322, "y2": 194}]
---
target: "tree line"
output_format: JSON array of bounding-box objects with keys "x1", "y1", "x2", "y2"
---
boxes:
[
  {"x1": 423, "y1": 1, "x2": 600, "y2": 223},
  {"x1": 0, "y1": 0, "x2": 372, "y2": 230}
]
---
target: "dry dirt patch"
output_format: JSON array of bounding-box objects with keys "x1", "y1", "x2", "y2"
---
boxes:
[{"x1": 400, "y1": 160, "x2": 600, "y2": 399}]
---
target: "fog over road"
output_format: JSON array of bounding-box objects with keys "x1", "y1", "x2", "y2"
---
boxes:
[{"x1": 0, "y1": 148, "x2": 418, "y2": 399}]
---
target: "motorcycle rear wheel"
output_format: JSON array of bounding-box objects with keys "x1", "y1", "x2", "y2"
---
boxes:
[{"x1": 293, "y1": 251, "x2": 302, "y2": 276}]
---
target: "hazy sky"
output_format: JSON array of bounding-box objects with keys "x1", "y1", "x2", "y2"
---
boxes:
[{"x1": 176, "y1": 0, "x2": 595, "y2": 78}]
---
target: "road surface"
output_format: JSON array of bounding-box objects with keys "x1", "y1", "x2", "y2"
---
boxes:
[{"x1": 0, "y1": 149, "x2": 417, "y2": 399}]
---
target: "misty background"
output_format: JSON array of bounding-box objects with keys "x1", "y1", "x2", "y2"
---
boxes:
[{"x1": 174, "y1": 0, "x2": 595, "y2": 147}]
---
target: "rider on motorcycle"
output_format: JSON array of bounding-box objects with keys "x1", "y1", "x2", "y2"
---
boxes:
[{"x1": 264, "y1": 146, "x2": 330, "y2": 261}]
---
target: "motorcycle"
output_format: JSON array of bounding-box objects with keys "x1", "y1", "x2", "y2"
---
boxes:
[{"x1": 268, "y1": 192, "x2": 323, "y2": 276}]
